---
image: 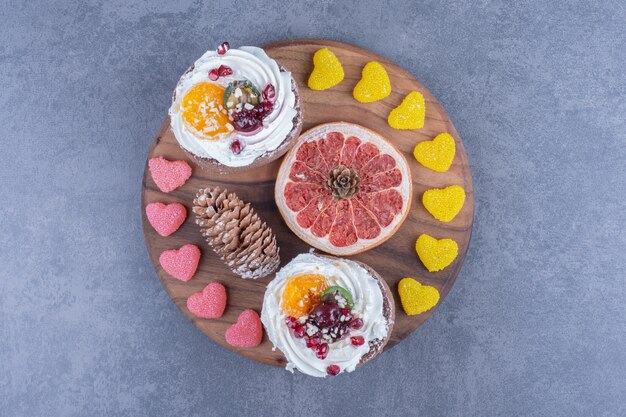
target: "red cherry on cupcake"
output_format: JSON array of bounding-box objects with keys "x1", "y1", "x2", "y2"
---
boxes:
[
  {"x1": 309, "y1": 301, "x2": 342, "y2": 328},
  {"x1": 231, "y1": 108, "x2": 264, "y2": 133}
]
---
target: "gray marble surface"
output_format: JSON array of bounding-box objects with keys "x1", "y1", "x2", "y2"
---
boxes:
[{"x1": 1, "y1": 1, "x2": 625, "y2": 416}]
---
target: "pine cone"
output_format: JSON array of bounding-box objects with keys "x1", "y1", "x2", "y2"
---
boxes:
[
  {"x1": 327, "y1": 165, "x2": 360, "y2": 200},
  {"x1": 193, "y1": 187, "x2": 280, "y2": 279}
]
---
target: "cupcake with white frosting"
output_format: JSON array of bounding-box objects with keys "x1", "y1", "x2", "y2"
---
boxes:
[
  {"x1": 169, "y1": 42, "x2": 302, "y2": 173},
  {"x1": 261, "y1": 253, "x2": 395, "y2": 377}
]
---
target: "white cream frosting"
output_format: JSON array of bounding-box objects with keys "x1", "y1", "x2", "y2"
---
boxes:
[
  {"x1": 261, "y1": 253, "x2": 389, "y2": 378},
  {"x1": 169, "y1": 46, "x2": 297, "y2": 167}
]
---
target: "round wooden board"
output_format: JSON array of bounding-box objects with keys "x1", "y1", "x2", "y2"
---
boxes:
[{"x1": 142, "y1": 39, "x2": 474, "y2": 368}]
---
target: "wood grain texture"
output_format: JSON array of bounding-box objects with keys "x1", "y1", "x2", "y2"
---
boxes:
[{"x1": 141, "y1": 39, "x2": 474, "y2": 368}]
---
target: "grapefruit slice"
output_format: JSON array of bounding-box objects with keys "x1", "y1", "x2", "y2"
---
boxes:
[{"x1": 275, "y1": 123, "x2": 412, "y2": 256}]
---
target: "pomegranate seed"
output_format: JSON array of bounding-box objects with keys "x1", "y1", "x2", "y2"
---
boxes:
[
  {"x1": 262, "y1": 101, "x2": 274, "y2": 113},
  {"x1": 217, "y1": 41, "x2": 230, "y2": 55},
  {"x1": 218, "y1": 65, "x2": 233, "y2": 76},
  {"x1": 230, "y1": 139, "x2": 243, "y2": 154},
  {"x1": 316, "y1": 343, "x2": 329, "y2": 360},
  {"x1": 294, "y1": 325, "x2": 306, "y2": 338},
  {"x1": 349, "y1": 318, "x2": 363, "y2": 330},
  {"x1": 262, "y1": 83, "x2": 276, "y2": 102},
  {"x1": 341, "y1": 309, "x2": 351, "y2": 316},
  {"x1": 351, "y1": 336, "x2": 365, "y2": 346},
  {"x1": 285, "y1": 316, "x2": 298, "y2": 329},
  {"x1": 326, "y1": 365, "x2": 340, "y2": 376},
  {"x1": 305, "y1": 336, "x2": 319, "y2": 348},
  {"x1": 208, "y1": 68, "x2": 219, "y2": 81}
]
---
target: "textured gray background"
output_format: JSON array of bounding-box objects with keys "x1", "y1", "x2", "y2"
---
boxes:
[{"x1": 1, "y1": 0, "x2": 625, "y2": 416}]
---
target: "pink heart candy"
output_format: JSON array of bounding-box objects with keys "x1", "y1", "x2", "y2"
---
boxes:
[
  {"x1": 148, "y1": 157, "x2": 192, "y2": 193},
  {"x1": 225, "y1": 310, "x2": 263, "y2": 348},
  {"x1": 187, "y1": 282, "x2": 227, "y2": 318},
  {"x1": 145, "y1": 202, "x2": 187, "y2": 237},
  {"x1": 159, "y1": 244, "x2": 201, "y2": 282}
]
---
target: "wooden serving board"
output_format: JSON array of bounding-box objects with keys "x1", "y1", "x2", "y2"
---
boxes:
[{"x1": 142, "y1": 39, "x2": 474, "y2": 367}]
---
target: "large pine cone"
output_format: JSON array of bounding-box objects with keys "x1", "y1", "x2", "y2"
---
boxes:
[{"x1": 193, "y1": 187, "x2": 280, "y2": 279}]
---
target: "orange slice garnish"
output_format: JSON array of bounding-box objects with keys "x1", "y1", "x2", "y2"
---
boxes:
[
  {"x1": 181, "y1": 82, "x2": 232, "y2": 139},
  {"x1": 281, "y1": 273, "x2": 329, "y2": 318}
]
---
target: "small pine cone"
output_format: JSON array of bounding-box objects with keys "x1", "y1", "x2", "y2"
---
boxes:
[
  {"x1": 192, "y1": 186, "x2": 280, "y2": 279},
  {"x1": 327, "y1": 165, "x2": 361, "y2": 200}
]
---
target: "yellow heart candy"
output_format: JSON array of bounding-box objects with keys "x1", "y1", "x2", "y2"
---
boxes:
[
  {"x1": 422, "y1": 185, "x2": 466, "y2": 223},
  {"x1": 398, "y1": 278, "x2": 440, "y2": 316},
  {"x1": 415, "y1": 234, "x2": 458, "y2": 272},
  {"x1": 308, "y1": 48, "x2": 344, "y2": 91},
  {"x1": 353, "y1": 62, "x2": 391, "y2": 103},
  {"x1": 388, "y1": 91, "x2": 425, "y2": 130},
  {"x1": 413, "y1": 133, "x2": 456, "y2": 172}
]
